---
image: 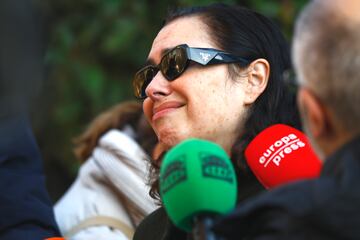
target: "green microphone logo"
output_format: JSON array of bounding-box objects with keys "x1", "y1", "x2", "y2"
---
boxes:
[
  {"x1": 200, "y1": 152, "x2": 234, "y2": 183},
  {"x1": 160, "y1": 155, "x2": 187, "y2": 194}
]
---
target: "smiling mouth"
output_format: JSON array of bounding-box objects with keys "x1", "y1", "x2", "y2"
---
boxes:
[{"x1": 152, "y1": 102, "x2": 184, "y2": 121}]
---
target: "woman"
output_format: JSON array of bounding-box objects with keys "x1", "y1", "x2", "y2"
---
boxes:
[
  {"x1": 54, "y1": 101, "x2": 158, "y2": 240},
  {"x1": 132, "y1": 3, "x2": 300, "y2": 240}
]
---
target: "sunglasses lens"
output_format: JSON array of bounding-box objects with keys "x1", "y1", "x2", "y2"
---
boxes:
[
  {"x1": 133, "y1": 66, "x2": 158, "y2": 98},
  {"x1": 133, "y1": 46, "x2": 188, "y2": 98},
  {"x1": 161, "y1": 47, "x2": 188, "y2": 80}
]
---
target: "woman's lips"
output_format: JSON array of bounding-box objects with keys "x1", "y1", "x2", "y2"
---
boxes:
[{"x1": 152, "y1": 101, "x2": 184, "y2": 121}]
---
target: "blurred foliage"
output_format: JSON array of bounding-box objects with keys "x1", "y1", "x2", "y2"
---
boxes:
[{"x1": 34, "y1": 0, "x2": 308, "y2": 201}]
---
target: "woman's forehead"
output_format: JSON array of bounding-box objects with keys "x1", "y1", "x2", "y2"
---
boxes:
[{"x1": 148, "y1": 17, "x2": 215, "y2": 60}]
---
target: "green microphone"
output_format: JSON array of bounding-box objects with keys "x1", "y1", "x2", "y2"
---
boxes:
[{"x1": 159, "y1": 138, "x2": 237, "y2": 238}]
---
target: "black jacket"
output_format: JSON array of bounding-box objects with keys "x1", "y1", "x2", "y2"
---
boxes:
[
  {"x1": 133, "y1": 174, "x2": 264, "y2": 240},
  {"x1": 213, "y1": 136, "x2": 360, "y2": 239},
  {"x1": 133, "y1": 206, "x2": 188, "y2": 240}
]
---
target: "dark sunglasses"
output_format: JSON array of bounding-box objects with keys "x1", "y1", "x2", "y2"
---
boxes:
[{"x1": 133, "y1": 44, "x2": 250, "y2": 99}]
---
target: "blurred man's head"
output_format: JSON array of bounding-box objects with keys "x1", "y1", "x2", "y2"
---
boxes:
[{"x1": 293, "y1": 0, "x2": 360, "y2": 160}]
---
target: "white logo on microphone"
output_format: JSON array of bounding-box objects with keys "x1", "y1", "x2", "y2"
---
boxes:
[{"x1": 258, "y1": 134, "x2": 306, "y2": 167}]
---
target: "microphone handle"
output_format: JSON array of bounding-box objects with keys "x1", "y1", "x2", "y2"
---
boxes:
[{"x1": 192, "y1": 215, "x2": 223, "y2": 240}]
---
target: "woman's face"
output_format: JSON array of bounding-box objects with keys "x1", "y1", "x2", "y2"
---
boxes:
[{"x1": 143, "y1": 16, "x2": 248, "y2": 154}]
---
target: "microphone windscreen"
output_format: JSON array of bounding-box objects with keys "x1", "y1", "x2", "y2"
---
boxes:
[
  {"x1": 159, "y1": 138, "x2": 237, "y2": 232},
  {"x1": 245, "y1": 124, "x2": 322, "y2": 189}
]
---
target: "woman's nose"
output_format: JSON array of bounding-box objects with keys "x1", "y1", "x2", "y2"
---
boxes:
[{"x1": 145, "y1": 72, "x2": 172, "y2": 101}]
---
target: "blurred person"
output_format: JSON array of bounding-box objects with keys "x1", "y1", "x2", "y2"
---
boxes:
[
  {"x1": 0, "y1": 0, "x2": 61, "y2": 239},
  {"x1": 0, "y1": 116, "x2": 61, "y2": 240},
  {"x1": 131, "y1": 3, "x2": 301, "y2": 239},
  {"x1": 54, "y1": 101, "x2": 158, "y2": 240},
  {"x1": 212, "y1": 0, "x2": 360, "y2": 239}
]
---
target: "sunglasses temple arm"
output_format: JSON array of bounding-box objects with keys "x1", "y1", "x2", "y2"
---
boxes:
[{"x1": 209, "y1": 54, "x2": 250, "y2": 66}]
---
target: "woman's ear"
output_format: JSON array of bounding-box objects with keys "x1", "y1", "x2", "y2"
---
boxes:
[{"x1": 243, "y1": 58, "x2": 270, "y2": 105}]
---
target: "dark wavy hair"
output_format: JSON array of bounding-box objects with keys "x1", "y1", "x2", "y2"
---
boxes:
[{"x1": 148, "y1": 3, "x2": 301, "y2": 204}]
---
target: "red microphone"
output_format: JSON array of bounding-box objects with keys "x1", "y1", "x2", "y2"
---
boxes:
[{"x1": 245, "y1": 124, "x2": 322, "y2": 189}]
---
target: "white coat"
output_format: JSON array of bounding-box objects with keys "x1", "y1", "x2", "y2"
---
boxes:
[{"x1": 54, "y1": 129, "x2": 158, "y2": 240}]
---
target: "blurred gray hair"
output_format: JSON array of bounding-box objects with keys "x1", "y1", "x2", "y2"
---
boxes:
[{"x1": 293, "y1": 0, "x2": 360, "y2": 133}]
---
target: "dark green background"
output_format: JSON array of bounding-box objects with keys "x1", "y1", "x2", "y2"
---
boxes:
[{"x1": 33, "y1": 0, "x2": 308, "y2": 202}]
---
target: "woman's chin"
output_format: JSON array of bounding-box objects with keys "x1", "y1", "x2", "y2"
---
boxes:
[{"x1": 158, "y1": 131, "x2": 190, "y2": 150}]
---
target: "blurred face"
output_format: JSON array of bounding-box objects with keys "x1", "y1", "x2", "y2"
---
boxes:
[
  {"x1": 142, "y1": 16, "x2": 248, "y2": 154},
  {"x1": 293, "y1": 35, "x2": 326, "y2": 160},
  {"x1": 297, "y1": 87, "x2": 326, "y2": 161}
]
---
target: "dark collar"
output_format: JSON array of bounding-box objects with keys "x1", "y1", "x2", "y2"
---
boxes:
[{"x1": 322, "y1": 135, "x2": 360, "y2": 177}]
